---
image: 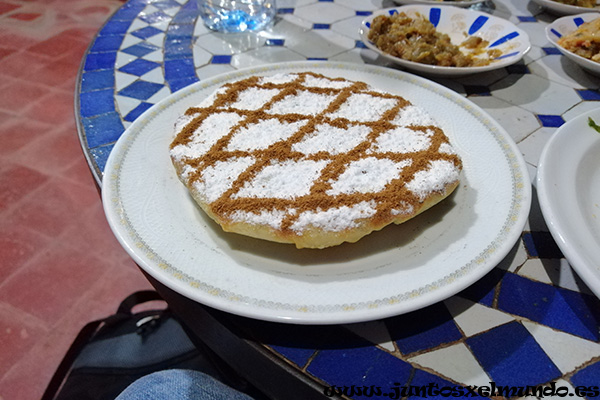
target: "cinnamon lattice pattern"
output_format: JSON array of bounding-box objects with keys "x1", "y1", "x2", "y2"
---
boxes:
[{"x1": 170, "y1": 72, "x2": 462, "y2": 234}]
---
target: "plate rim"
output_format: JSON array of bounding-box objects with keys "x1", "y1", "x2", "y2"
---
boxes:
[
  {"x1": 102, "y1": 61, "x2": 531, "y2": 324},
  {"x1": 392, "y1": 0, "x2": 486, "y2": 6},
  {"x1": 358, "y1": 5, "x2": 531, "y2": 76},
  {"x1": 545, "y1": 13, "x2": 600, "y2": 75},
  {"x1": 537, "y1": 108, "x2": 600, "y2": 299},
  {"x1": 532, "y1": 0, "x2": 600, "y2": 15}
]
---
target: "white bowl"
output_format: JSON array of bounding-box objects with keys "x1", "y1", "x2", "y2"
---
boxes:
[
  {"x1": 532, "y1": 0, "x2": 600, "y2": 16},
  {"x1": 359, "y1": 5, "x2": 530, "y2": 76},
  {"x1": 392, "y1": 0, "x2": 487, "y2": 7},
  {"x1": 546, "y1": 13, "x2": 600, "y2": 75},
  {"x1": 537, "y1": 108, "x2": 600, "y2": 299}
]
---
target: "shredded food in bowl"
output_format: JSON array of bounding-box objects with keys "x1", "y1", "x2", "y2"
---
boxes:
[
  {"x1": 367, "y1": 12, "x2": 502, "y2": 67},
  {"x1": 557, "y1": 18, "x2": 600, "y2": 63}
]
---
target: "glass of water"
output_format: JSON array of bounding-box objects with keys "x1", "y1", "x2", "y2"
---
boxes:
[{"x1": 198, "y1": 0, "x2": 277, "y2": 33}]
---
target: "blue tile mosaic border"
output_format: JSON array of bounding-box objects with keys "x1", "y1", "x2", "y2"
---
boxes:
[
  {"x1": 537, "y1": 114, "x2": 565, "y2": 128},
  {"x1": 387, "y1": 303, "x2": 462, "y2": 355},
  {"x1": 466, "y1": 321, "x2": 561, "y2": 387},
  {"x1": 78, "y1": 0, "x2": 148, "y2": 169},
  {"x1": 498, "y1": 273, "x2": 600, "y2": 341}
]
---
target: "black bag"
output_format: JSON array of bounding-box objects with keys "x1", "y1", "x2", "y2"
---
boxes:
[{"x1": 41, "y1": 291, "x2": 251, "y2": 400}]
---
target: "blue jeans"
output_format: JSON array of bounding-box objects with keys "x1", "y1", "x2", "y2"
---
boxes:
[{"x1": 115, "y1": 369, "x2": 255, "y2": 400}]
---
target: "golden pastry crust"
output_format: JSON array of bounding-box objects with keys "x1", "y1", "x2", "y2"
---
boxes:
[
  {"x1": 170, "y1": 72, "x2": 462, "y2": 249},
  {"x1": 212, "y1": 180, "x2": 459, "y2": 249}
]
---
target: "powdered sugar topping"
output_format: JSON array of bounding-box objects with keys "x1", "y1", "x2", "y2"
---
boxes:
[
  {"x1": 170, "y1": 112, "x2": 244, "y2": 159},
  {"x1": 292, "y1": 123, "x2": 371, "y2": 155},
  {"x1": 227, "y1": 119, "x2": 307, "y2": 152},
  {"x1": 393, "y1": 104, "x2": 437, "y2": 126},
  {"x1": 229, "y1": 209, "x2": 288, "y2": 230},
  {"x1": 291, "y1": 201, "x2": 377, "y2": 232},
  {"x1": 170, "y1": 72, "x2": 462, "y2": 239},
  {"x1": 233, "y1": 159, "x2": 329, "y2": 200},
  {"x1": 328, "y1": 92, "x2": 398, "y2": 122},
  {"x1": 268, "y1": 90, "x2": 336, "y2": 116},
  {"x1": 369, "y1": 127, "x2": 433, "y2": 154},
  {"x1": 406, "y1": 160, "x2": 461, "y2": 201},
  {"x1": 230, "y1": 87, "x2": 281, "y2": 111},
  {"x1": 327, "y1": 158, "x2": 412, "y2": 195},
  {"x1": 195, "y1": 156, "x2": 255, "y2": 203}
]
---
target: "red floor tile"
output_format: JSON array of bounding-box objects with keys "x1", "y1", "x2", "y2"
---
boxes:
[
  {"x1": 62, "y1": 26, "x2": 102, "y2": 42},
  {"x1": 0, "y1": 263, "x2": 151, "y2": 400},
  {"x1": 23, "y1": 89, "x2": 76, "y2": 126},
  {"x1": 59, "y1": 202, "x2": 131, "y2": 262},
  {"x1": 77, "y1": 259, "x2": 155, "y2": 318},
  {"x1": 0, "y1": 46, "x2": 16, "y2": 60},
  {"x1": 0, "y1": 223, "x2": 51, "y2": 282},
  {"x1": 0, "y1": 50, "x2": 49, "y2": 79},
  {"x1": 58, "y1": 45, "x2": 90, "y2": 67},
  {"x1": 0, "y1": 31, "x2": 40, "y2": 51},
  {"x1": 0, "y1": 163, "x2": 49, "y2": 212},
  {"x1": 9, "y1": 12, "x2": 42, "y2": 21},
  {"x1": 0, "y1": 1, "x2": 20, "y2": 15},
  {"x1": 0, "y1": 254, "x2": 151, "y2": 400},
  {"x1": 0, "y1": 337, "x2": 60, "y2": 400},
  {"x1": 56, "y1": 48, "x2": 89, "y2": 92},
  {"x1": 27, "y1": 58, "x2": 80, "y2": 88},
  {"x1": 0, "y1": 79, "x2": 49, "y2": 115},
  {"x1": 0, "y1": 312, "x2": 81, "y2": 400},
  {"x1": 15, "y1": 125, "x2": 83, "y2": 173},
  {"x1": 0, "y1": 1, "x2": 158, "y2": 396},
  {"x1": 0, "y1": 303, "x2": 48, "y2": 377},
  {"x1": 0, "y1": 244, "x2": 110, "y2": 325},
  {"x1": 0, "y1": 117, "x2": 54, "y2": 156},
  {"x1": 75, "y1": 5, "x2": 113, "y2": 18},
  {"x1": 27, "y1": 31, "x2": 89, "y2": 59},
  {"x1": 61, "y1": 153, "x2": 99, "y2": 187},
  {"x1": 6, "y1": 176, "x2": 99, "y2": 237}
]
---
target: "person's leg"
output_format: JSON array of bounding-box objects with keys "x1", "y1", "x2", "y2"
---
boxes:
[{"x1": 115, "y1": 369, "x2": 255, "y2": 400}]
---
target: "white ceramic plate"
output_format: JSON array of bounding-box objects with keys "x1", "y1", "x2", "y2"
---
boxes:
[
  {"x1": 537, "y1": 108, "x2": 600, "y2": 299},
  {"x1": 546, "y1": 13, "x2": 600, "y2": 76},
  {"x1": 359, "y1": 5, "x2": 530, "y2": 76},
  {"x1": 102, "y1": 61, "x2": 531, "y2": 324},
  {"x1": 532, "y1": 0, "x2": 600, "y2": 15},
  {"x1": 393, "y1": 0, "x2": 486, "y2": 7}
]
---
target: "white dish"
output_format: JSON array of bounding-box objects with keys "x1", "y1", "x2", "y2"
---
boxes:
[
  {"x1": 359, "y1": 5, "x2": 530, "y2": 77},
  {"x1": 537, "y1": 108, "x2": 600, "y2": 299},
  {"x1": 532, "y1": 0, "x2": 600, "y2": 15},
  {"x1": 102, "y1": 61, "x2": 531, "y2": 324},
  {"x1": 393, "y1": 0, "x2": 486, "y2": 7},
  {"x1": 546, "y1": 13, "x2": 600, "y2": 76}
]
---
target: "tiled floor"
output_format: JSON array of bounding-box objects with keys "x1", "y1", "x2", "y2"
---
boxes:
[{"x1": 0, "y1": 1, "x2": 155, "y2": 399}]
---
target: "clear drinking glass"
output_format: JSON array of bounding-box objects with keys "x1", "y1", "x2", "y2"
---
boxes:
[{"x1": 198, "y1": 0, "x2": 276, "y2": 33}]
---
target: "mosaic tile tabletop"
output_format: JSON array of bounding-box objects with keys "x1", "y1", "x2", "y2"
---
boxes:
[{"x1": 77, "y1": 0, "x2": 600, "y2": 397}]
